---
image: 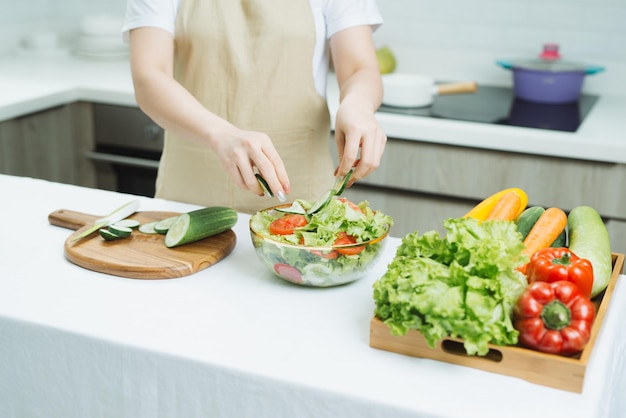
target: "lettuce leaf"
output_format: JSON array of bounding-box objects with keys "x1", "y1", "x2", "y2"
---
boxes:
[{"x1": 373, "y1": 217, "x2": 528, "y2": 356}]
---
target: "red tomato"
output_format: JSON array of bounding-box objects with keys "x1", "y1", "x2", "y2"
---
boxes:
[
  {"x1": 274, "y1": 263, "x2": 303, "y2": 284},
  {"x1": 333, "y1": 231, "x2": 365, "y2": 255},
  {"x1": 311, "y1": 249, "x2": 339, "y2": 259},
  {"x1": 269, "y1": 214, "x2": 308, "y2": 235}
]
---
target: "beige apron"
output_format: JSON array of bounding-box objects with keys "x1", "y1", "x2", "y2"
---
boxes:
[{"x1": 155, "y1": 0, "x2": 334, "y2": 214}]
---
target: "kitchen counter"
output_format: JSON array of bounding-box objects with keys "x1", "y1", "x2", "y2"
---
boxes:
[
  {"x1": 1, "y1": 173, "x2": 625, "y2": 418},
  {"x1": 0, "y1": 51, "x2": 136, "y2": 121},
  {"x1": 1, "y1": 51, "x2": 625, "y2": 164}
]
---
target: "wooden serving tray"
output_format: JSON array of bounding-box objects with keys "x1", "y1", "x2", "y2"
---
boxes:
[
  {"x1": 48, "y1": 209, "x2": 237, "y2": 280},
  {"x1": 370, "y1": 252, "x2": 625, "y2": 393}
]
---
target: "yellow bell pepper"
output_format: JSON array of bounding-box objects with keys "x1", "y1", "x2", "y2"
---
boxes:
[{"x1": 464, "y1": 188, "x2": 528, "y2": 220}]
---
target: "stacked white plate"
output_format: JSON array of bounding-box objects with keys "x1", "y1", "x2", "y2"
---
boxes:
[{"x1": 73, "y1": 15, "x2": 128, "y2": 61}]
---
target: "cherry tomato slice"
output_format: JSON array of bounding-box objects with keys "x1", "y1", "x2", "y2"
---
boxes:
[
  {"x1": 311, "y1": 249, "x2": 339, "y2": 259},
  {"x1": 274, "y1": 263, "x2": 303, "y2": 284},
  {"x1": 334, "y1": 231, "x2": 365, "y2": 255},
  {"x1": 269, "y1": 214, "x2": 308, "y2": 235}
]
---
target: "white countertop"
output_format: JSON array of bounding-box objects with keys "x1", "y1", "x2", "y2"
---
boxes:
[
  {"x1": 1, "y1": 50, "x2": 626, "y2": 164},
  {"x1": 1, "y1": 173, "x2": 625, "y2": 418}
]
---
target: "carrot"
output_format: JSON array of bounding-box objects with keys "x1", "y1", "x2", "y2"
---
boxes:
[
  {"x1": 518, "y1": 207, "x2": 568, "y2": 274},
  {"x1": 484, "y1": 191, "x2": 522, "y2": 221}
]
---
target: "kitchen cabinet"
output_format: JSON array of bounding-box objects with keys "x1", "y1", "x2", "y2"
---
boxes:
[
  {"x1": 0, "y1": 102, "x2": 97, "y2": 187},
  {"x1": 0, "y1": 101, "x2": 162, "y2": 197},
  {"x1": 336, "y1": 137, "x2": 626, "y2": 253},
  {"x1": 607, "y1": 219, "x2": 626, "y2": 252}
]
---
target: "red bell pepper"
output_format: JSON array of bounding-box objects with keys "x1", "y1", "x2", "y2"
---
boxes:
[
  {"x1": 514, "y1": 280, "x2": 595, "y2": 355},
  {"x1": 526, "y1": 247, "x2": 594, "y2": 298}
]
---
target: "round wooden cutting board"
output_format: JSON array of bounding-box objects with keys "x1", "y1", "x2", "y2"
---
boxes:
[{"x1": 48, "y1": 209, "x2": 237, "y2": 279}]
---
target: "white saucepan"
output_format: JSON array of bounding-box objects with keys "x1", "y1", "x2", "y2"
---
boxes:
[{"x1": 382, "y1": 73, "x2": 478, "y2": 108}]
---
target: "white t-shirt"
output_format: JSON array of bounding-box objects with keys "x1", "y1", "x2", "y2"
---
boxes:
[{"x1": 122, "y1": 0, "x2": 383, "y2": 97}]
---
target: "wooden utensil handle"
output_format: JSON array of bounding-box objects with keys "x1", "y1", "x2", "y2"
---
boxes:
[
  {"x1": 48, "y1": 210, "x2": 99, "y2": 230},
  {"x1": 437, "y1": 81, "x2": 478, "y2": 95}
]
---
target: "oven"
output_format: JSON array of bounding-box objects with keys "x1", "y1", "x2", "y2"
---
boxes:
[{"x1": 86, "y1": 104, "x2": 163, "y2": 197}]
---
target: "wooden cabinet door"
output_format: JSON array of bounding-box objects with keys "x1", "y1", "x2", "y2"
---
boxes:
[{"x1": 0, "y1": 103, "x2": 96, "y2": 187}]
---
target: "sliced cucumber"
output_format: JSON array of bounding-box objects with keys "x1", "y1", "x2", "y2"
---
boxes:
[
  {"x1": 112, "y1": 219, "x2": 141, "y2": 229},
  {"x1": 333, "y1": 168, "x2": 354, "y2": 196},
  {"x1": 138, "y1": 221, "x2": 159, "y2": 234},
  {"x1": 107, "y1": 224, "x2": 133, "y2": 238},
  {"x1": 307, "y1": 190, "x2": 334, "y2": 215},
  {"x1": 154, "y1": 216, "x2": 179, "y2": 234},
  {"x1": 256, "y1": 174, "x2": 273, "y2": 197},
  {"x1": 99, "y1": 228, "x2": 124, "y2": 241},
  {"x1": 294, "y1": 198, "x2": 313, "y2": 212},
  {"x1": 275, "y1": 200, "x2": 307, "y2": 215},
  {"x1": 164, "y1": 206, "x2": 238, "y2": 248}
]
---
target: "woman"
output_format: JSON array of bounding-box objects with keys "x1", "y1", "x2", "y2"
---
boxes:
[{"x1": 123, "y1": 0, "x2": 387, "y2": 213}]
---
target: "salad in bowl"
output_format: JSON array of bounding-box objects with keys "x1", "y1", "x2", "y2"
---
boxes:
[{"x1": 249, "y1": 195, "x2": 393, "y2": 287}]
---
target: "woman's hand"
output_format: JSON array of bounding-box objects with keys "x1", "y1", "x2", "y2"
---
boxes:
[
  {"x1": 330, "y1": 25, "x2": 387, "y2": 184},
  {"x1": 211, "y1": 126, "x2": 289, "y2": 201},
  {"x1": 334, "y1": 95, "x2": 386, "y2": 183}
]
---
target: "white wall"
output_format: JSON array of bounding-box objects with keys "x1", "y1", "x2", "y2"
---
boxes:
[
  {"x1": 2, "y1": 0, "x2": 624, "y2": 96},
  {"x1": 0, "y1": 0, "x2": 127, "y2": 54}
]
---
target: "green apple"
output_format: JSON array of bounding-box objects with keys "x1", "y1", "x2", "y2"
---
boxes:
[{"x1": 376, "y1": 46, "x2": 396, "y2": 74}]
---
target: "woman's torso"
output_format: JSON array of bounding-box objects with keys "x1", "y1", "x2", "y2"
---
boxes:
[{"x1": 122, "y1": 0, "x2": 383, "y2": 97}]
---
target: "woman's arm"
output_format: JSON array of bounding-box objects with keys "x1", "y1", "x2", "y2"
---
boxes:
[
  {"x1": 128, "y1": 27, "x2": 289, "y2": 199},
  {"x1": 330, "y1": 25, "x2": 386, "y2": 184}
]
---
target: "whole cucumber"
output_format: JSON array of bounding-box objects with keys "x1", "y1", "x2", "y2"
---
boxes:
[
  {"x1": 551, "y1": 228, "x2": 567, "y2": 247},
  {"x1": 514, "y1": 206, "x2": 545, "y2": 240},
  {"x1": 568, "y1": 206, "x2": 612, "y2": 298},
  {"x1": 164, "y1": 206, "x2": 238, "y2": 248}
]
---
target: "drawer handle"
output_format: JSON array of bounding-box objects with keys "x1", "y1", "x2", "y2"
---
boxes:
[{"x1": 85, "y1": 151, "x2": 160, "y2": 169}]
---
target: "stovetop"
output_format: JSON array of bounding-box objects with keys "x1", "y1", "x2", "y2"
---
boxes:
[{"x1": 378, "y1": 85, "x2": 599, "y2": 133}]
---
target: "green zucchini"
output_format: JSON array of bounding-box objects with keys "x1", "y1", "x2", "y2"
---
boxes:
[
  {"x1": 514, "y1": 206, "x2": 545, "y2": 240},
  {"x1": 164, "y1": 206, "x2": 238, "y2": 248},
  {"x1": 550, "y1": 228, "x2": 567, "y2": 247},
  {"x1": 568, "y1": 206, "x2": 613, "y2": 298}
]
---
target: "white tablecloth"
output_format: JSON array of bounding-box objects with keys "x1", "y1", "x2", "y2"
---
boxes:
[{"x1": 1, "y1": 174, "x2": 625, "y2": 418}]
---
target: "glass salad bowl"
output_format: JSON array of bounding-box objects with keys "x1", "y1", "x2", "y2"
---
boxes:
[{"x1": 249, "y1": 197, "x2": 392, "y2": 287}]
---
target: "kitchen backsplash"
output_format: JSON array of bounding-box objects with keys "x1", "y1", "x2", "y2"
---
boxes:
[
  {"x1": 374, "y1": 0, "x2": 626, "y2": 96},
  {"x1": 0, "y1": 0, "x2": 127, "y2": 56},
  {"x1": 1, "y1": 0, "x2": 625, "y2": 96}
]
